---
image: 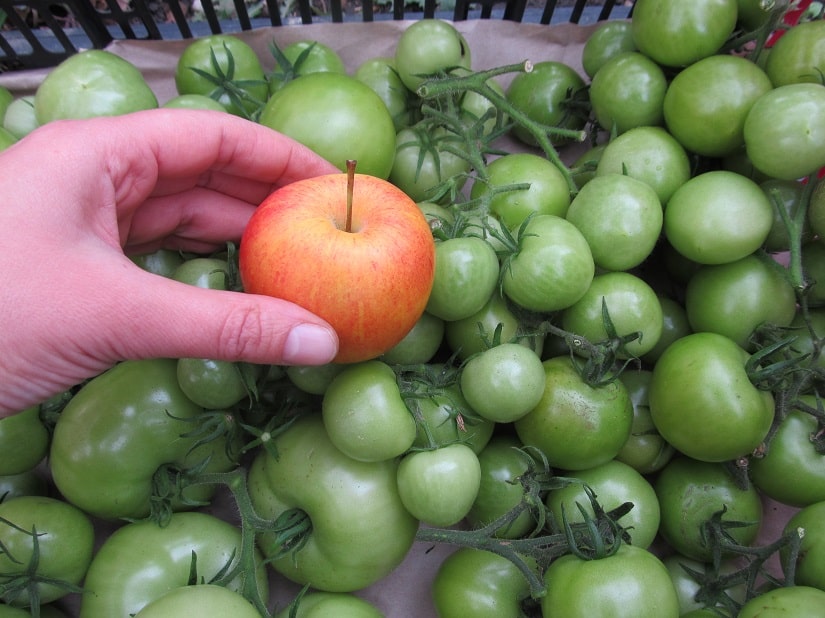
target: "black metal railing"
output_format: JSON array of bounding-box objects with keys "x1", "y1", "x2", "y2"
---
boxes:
[{"x1": 0, "y1": 0, "x2": 634, "y2": 71}]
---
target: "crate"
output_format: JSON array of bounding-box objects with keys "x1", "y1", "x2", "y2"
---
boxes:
[{"x1": 0, "y1": 0, "x2": 633, "y2": 72}]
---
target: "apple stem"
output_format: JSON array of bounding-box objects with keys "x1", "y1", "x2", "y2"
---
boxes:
[{"x1": 346, "y1": 159, "x2": 356, "y2": 233}]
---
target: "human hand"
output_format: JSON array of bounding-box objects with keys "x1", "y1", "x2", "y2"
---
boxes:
[{"x1": 0, "y1": 108, "x2": 341, "y2": 417}]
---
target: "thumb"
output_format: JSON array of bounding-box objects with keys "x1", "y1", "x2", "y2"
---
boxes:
[{"x1": 113, "y1": 269, "x2": 339, "y2": 366}]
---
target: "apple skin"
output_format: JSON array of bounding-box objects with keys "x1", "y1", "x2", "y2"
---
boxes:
[{"x1": 239, "y1": 172, "x2": 436, "y2": 364}]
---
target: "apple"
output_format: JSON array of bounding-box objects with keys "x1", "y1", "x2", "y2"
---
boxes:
[{"x1": 239, "y1": 163, "x2": 436, "y2": 364}]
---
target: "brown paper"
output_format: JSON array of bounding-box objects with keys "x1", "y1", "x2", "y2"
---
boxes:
[{"x1": 0, "y1": 19, "x2": 802, "y2": 618}]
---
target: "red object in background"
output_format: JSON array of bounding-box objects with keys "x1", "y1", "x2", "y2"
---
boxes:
[{"x1": 767, "y1": 0, "x2": 814, "y2": 45}]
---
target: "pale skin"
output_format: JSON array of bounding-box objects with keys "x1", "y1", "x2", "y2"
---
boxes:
[{"x1": 0, "y1": 108, "x2": 340, "y2": 418}]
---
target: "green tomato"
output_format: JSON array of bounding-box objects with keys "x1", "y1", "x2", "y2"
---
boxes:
[
  {"x1": 589, "y1": 51, "x2": 667, "y2": 134},
  {"x1": 565, "y1": 172, "x2": 663, "y2": 272},
  {"x1": 162, "y1": 94, "x2": 227, "y2": 111},
  {"x1": 34, "y1": 50, "x2": 157, "y2": 123},
  {"x1": 425, "y1": 236, "x2": 500, "y2": 322},
  {"x1": 49, "y1": 359, "x2": 237, "y2": 520},
  {"x1": 176, "y1": 357, "x2": 256, "y2": 409},
  {"x1": 0, "y1": 127, "x2": 16, "y2": 151},
  {"x1": 684, "y1": 253, "x2": 797, "y2": 349},
  {"x1": 354, "y1": 56, "x2": 417, "y2": 132},
  {"x1": 269, "y1": 39, "x2": 346, "y2": 93},
  {"x1": 649, "y1": 332, "x2": 774, "y2": 463},
  {"x1": 663, "y1": 54, "x2": 773, "y2": 158},
  {"x1": 444, "y1": 290, "x2": 543, "y2": 361},
  {"x1": 0, "y1": 85, "x2": 12, "y2": 123},
  {"x1": 80, "y1": 511, "x2": 268, "y2": 618},
  {"x1": 274, "y1": 591, "x2": 383, "y2": 618},
  {"x1": 172, "y1": 256, "x2": 231, "y2": 290},
  {"x1": 764, "y1": 19, "x2": 825, "y2": 87},
  {"x1": 174, "y1": 34, "x2": 267, "y2": 117},
  {"x1": 662, "y1": 554, "x2": 746, "y2": 614},
  {"x1": 409, "y1": 382, "x2": 495, "y2": 454},
  {"x1": 506, "y1": 60, "x2": 587, "y2": 147},
  {"x1": 545, "y1": 459, "x2": 661, "y2": 549},
  {"x1": 465, "y1": 435, "x2": 540, "y2": 539},
  {"x1": 433, "y1": 547, "x2": 533, "y2": 618},
  {"x1": 615, "y1": 369, "x2": 675, "y2": 475},
  {"x1": 389, "y1": 126, "x2": 471, "y2": 203},
  {"x1": 396, "y1": 442, "x2": 482, "y2": 527},
  {"x1": 285, "y1": 363, "x2": 346, "y2": 396},
  {"x1": 469, "y1": 153, "x2": 571, "y2": 229},
  {"x1": 541, "y1": 544, "x2": 680, "y2": 617},
  {"x1": 743, "y1": 83, "x2": 825, "y2": 181},
  {"x1": 631, "y1": 0, "x2": 738, "y2": 68},
  {"x1": 655, "y1": 457, "x2": 763, "y2": 562},
  {"x1": 260, "y1": 72, "x2": 397, "y2": 179},
  {"x1": 782, "y1": 500, "x2": 825, "y2": 591},
  {"x1": 514, "y1": 356, "x2": 633, "y2": 471},
  {"x1": 750, "y1": 403, "x2": 825, "y2": 507},
  {"x1": 664, "y1": 171, "x2": 774, "y2": 265},
  {"x1": 561, "y1": 271, "x2": 664, "y2": 359},
  {"x1": 640, "y1": 295, "x2": 693, "y2": 367},
  {"x1": 0, "y1": 468, "x2": 49, "y2": 502},
  {"x1": 248, "y1": 415, "x2": 418, "y2": 591},
  {"x1": 394, "y1": 19, "x2": 471, "y2": 92},
  {"x1": 380, "y1": 310, "x2": 445, "y2": 365},
  {"x1": 0, "y1": 406, "x2": 49, "y2": 476},
  {"x1": 130, "y1": 248, "x2": 185, "y2": 277},
  {"x1": 0, "y1": 496, "x2": 94, "y2": 607},
  {"x1": 460, "y1": 343, "x2": 546, "y2": 424},
  {"x1": 737, "y1": 586, "x2": 825, "y2": 617},
  {"x1": 3, "y1": 96, "x2": 38, "y2": 139},
  {"x1": 321, "y1": 360, "x2": 416, "y2": 462},
  {"x1": 595, "y1": 126, "x2": 691, "y2": 205},
  {"x1": 502, "y1": 214, "x2": 595, "y2": 313},
  {"x1": 134, "y1": 585, "x2": 261, "y2": 618},
  {"x1": 581, "y1": 20, "x2": 637, "y2": 79}
]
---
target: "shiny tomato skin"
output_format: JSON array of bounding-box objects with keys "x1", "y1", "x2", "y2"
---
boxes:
[
  {"x1": 684, "y1": 253, "x2": 797, "y2": 350},
  {"x1": 743, "y1": 83, "x2": 825, "y2": 181},
  {"x1": 631, "y1": 0, "x2": 738, "y2": 68},
  {"x1": 582, "y1": 20, "x2": 637, "y2": 79},
  {"x1": 0, "y1": 406, "x2": 49, "y2": 476},
  {"x1": 664, "y1": 171, "x2": 774, "y2": 265},
  {"x1": 259, "y1": 72, "x2": 397, "y2": 179},
  {"x1": 34, "y1": 50, "x2": 157, "y2": 123},
  {"x1": 595, "y1": 126, "x2": 691, "y2": 205},
  {"x1": 764, "y1": 19, "x2": 825, "y2": 87},
  {"x1": 655, "y1": 457, "x2": 763, "y2": 562},
  {"x1": 540, "y1": 544, "x2": 680, "y2": 617},
  {"x1": 737, "y1": 586, "x2": 825, "y2": 616},
  {"x1": 506, "y1": 61, "x2": 587, "y2": 147},
  {"x1": 433, "y1": 547, "x2": 533, "y2": 618},
  {"x1": 514, "y1": 355, "x2": 633, "y2": 471},
  {"x1": 133, "y1": 585, "x2": 261, "y2": 618},
  {"x1": 0, "y1": 496, "x2": 95, "y2": 607},
  {"x1": 782, "y1": 501, "x2": 825, "y2": 592},
  {"x1": 561, "y1": 271, "x2": 664, "y2": 359},
  {"x1": 649, "y1": 332, "x2": 774, "y2": 463},
  {"x1": 750, "y1": 404, "x2": 825, "y2": 507},
  {"x1": 663, "y1": 54, "x2": 772, "y2": 158},
  {"x1": 589, "y1": 51, "x2": 667, "y2": 134},
  {"x1": 565, "y1": 173, "x2": 663, "y2": 272}
]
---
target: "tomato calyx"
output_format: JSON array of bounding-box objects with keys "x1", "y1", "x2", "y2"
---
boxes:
[
  {"x1": 0, "y1": 518, "x2": 85, "y2": 610},
  {"x1": 186, "y1": 43, "x2": 268, "y2": 121},
  {"x1": 682, "y1": 506, "x2": 806, "y2": 613}
]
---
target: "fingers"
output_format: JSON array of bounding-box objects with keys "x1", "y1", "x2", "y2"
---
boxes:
[
  {"x1": 121, "y1": 187, "x2": 257, "y2": 252},
  {"x1": 108, "y1": 268, "x2": 339, "y2": 367},
  {"x1": 103, "y1": 109, "x2": 340, "y2": 201}
]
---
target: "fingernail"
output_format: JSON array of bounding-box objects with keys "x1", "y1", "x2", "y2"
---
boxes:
[{"x1": 283, "y1": 324, "x2": 338, "y2": 365}]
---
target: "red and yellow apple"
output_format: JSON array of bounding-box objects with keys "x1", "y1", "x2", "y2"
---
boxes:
[{"x1": 239, "y1": 169, "x2": 436, "y2": 364}]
